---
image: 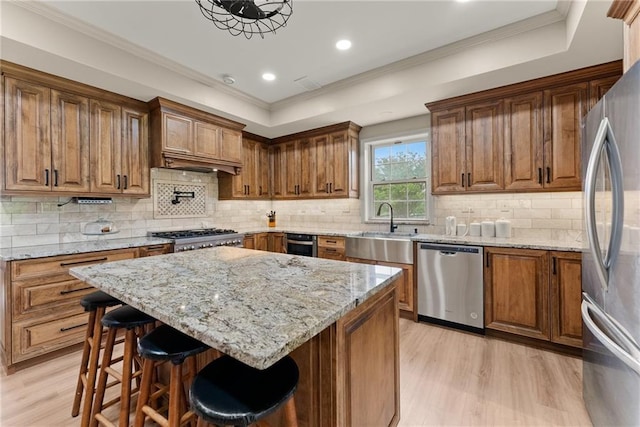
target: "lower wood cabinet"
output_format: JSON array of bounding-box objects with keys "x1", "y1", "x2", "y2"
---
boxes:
[
  {"x1": 484, "y1": 247, "x2": 582, "y2": 348},
  {"x1": 243, "y1": 233, "x2": 269, "y2": 251},
  {"x1": 346, "y1": 256, "x2": 415, "y2": 319},
  {"x1": 317, "y1": 236, "x2": 346, "y2": 261},
  {"x1": 268, "y1": 232, "x2": 286, "y2": 253},
  {"x1": 0, "y1": 245, "x2": 170, "y2": 372}
]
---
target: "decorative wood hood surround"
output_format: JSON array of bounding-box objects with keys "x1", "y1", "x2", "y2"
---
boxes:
[{"x1": 148, "y1": 97, "x2": 246, "y2": 175}]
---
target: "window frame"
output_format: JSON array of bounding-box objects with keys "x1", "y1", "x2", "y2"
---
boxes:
[{"x1": 362, "y1": 132, "x2": 432, "y2": 225}]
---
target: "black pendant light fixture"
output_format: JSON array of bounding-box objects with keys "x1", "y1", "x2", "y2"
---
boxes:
[{"x1": 195, "y1": 0, "x2": 293, "y2": 39}]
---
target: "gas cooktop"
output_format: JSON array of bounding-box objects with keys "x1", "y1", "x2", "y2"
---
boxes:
[{"x1": 150, "y1": 228, "x2": 238, "y2": 240}]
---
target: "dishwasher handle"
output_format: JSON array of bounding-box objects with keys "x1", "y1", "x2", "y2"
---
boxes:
[{"x1": 419, "y1": 243, "x2": 480, "y2": 254}]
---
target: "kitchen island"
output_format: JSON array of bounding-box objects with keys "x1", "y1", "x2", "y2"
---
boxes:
[{"x1": 69, "y1": 246, "x2": 402, "y2": 427}]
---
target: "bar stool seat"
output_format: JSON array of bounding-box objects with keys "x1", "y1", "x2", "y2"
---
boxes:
[
  {"x1": 72, "y1": 291, "x2": 122, "y2": 425},
  {"x1": 134, "y1": 325, "x2": 209, "y2": 427},
  {"x1": 189, "y1": 355, "x2": 299, "y2": 427},
  {"x1": 91, "y1": 305, "x2": 156, "y2": 427}
]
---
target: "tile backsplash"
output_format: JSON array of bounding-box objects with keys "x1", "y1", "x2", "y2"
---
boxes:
[{"x1": 0, "y1": 169, "x2": 583, "y2": 248}]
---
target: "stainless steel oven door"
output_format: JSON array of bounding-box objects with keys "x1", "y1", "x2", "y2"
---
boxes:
[{"x1": 285, "y1": 234, "x2": 317, "y2": 257}]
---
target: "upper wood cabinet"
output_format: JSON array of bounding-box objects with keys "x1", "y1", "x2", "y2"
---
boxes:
[
  {"x1": 504, "y1": 92, "x2": 543, "y2": 191},
  {"x1": 271, "y1": 121, "x2": 361, "y2": 200},
  {"x1": 608, "y1": 0, "x2": 640, "y2": 73},
  {"x1": 2, "y1": 62, "x2": 150, "y2": 197},
  {"x1": 427, "y1": 61, "x2": 622, "y2": 195},
  {"x1": 4, "y1": 77, "x2": 90, "y2": 193},
  {"x1": 148, "y1": 97, "x2": 245, "y2": 174},
  {"x1": 218, "y1": 132, "x2": 270, "y2": 200},
  {"x1": 89, "y1": 101, "x2": 149, "y2": 195}
]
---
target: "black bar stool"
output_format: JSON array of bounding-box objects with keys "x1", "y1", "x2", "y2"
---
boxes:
[
  {"x1": 189, "y1": 355, "x2": 299, "y2": 427},
  {"x1": 134, "y1": 324, "x2": 209, "y2": 427},
  {"x1": 90, "y1": 305, "x2": 156, "y2": 427},
  {"x1": 72, "y1": 291, "x2": 122, "y2": 426}
]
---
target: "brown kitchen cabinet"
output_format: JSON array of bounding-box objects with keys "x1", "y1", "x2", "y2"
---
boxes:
[
  {"x1": 243, "y1": 233, "x2": 269, "y2": 251},
  {"x1": 0, "y1": 248, "x2": 139, "y2": 371},
  {"x1": 2, "y1": 61, "x2": 151, "y2": 197},
  {"x1": 4, "y1": 77, "x2": 90, "y2": 193},
  {"x1": 346, "y1": 256, "x2": 415, "y2": 319},
  {"x1": 271, "y1": 122, "x2": 361, "y2": 200},
  {"x1": 484, "y1": 247, "x2": 582, "y2": 348},
  {"x1": 90, "y1": 100, "x2": 149, "y2": 196},
  {"x1": 550, "y1": 251, "x2": 583, "y2": 348},
  {"x1": 218, "y1": 132, "x2": 271, "y2": 200},
  {"x1": 268, "y1": 233, "x2": 286, "y2": 253},
  {"x1": 317, "y1": 236, "x2": 346, "y2": 261},
  {"x1": 148, "y1": 97, "x2": 245, "y2": 174},
  {"x1": 542, "y1": 83, "x2": 587, "y2": 191},
  {"x1": 427, "y1": 61, "x2": 622, "y2": 195}
]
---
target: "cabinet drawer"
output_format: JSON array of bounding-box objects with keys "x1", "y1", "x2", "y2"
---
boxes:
[
  {"x1": 318, "y1": 247, "x2": 346, "y2": 261},
  {"x1": 13, "y1": 278, "x2": 95, "y2": 318},
  {"x1": 11, "y1": 248, "x2": 137, "y2": 280},
  {"x1": 12, "y1": 312, "x2": 88, "y2": 363},
  {"x1": 318, "y1": 236, "x2": 345, "y2": 249}
]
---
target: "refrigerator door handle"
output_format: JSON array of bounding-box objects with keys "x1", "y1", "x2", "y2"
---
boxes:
[
  {"x1": 582, "y1": 296, "x2": 640, "y2": 375},
  {"x1": 584, "y1": 117, "x2": 625, "y2": 291}
]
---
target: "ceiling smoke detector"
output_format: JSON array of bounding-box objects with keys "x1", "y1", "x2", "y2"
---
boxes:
[{"x1": 222, "y1": 74, "x2": 236, "y2": 84}]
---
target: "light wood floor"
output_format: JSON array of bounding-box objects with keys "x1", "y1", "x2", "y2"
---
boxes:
[{"x1": 0, "y1": 320, "x2": 591, "y2": 426}]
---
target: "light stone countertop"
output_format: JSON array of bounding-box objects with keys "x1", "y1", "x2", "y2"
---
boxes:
[
  {"x1": 69, "y1": 247, "x2": 402, "y2": 370},
  {"x1": 241, "y1": 227, "x2": 585, "y2": 252},
  {"x1": 0, "y1": 237, "x2": 173, "y2": 261}
]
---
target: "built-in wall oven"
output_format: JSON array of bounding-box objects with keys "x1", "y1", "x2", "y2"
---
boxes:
[{"x1": 285, "y1": 233, "x2": 317, "y2": 257}]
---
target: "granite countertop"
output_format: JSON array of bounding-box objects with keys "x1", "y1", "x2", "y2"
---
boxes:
[
  {"x1": 241, "y1": 227, "x2": 585, "y2": 252},
  {"x1": 69, "y1": 247, "x2": 402, "y2": 370},
  {"x1": 0, "y1": 237, "x2": 173, "y2": 261}
]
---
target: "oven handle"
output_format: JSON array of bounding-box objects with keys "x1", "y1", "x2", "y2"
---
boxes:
[{"x1": 286, "y1": 240, "x2": 315, "y2": 246}]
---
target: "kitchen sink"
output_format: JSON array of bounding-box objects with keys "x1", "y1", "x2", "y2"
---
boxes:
[{"x1": 346, "y1": 233, "x2": 414, "y2": 264}]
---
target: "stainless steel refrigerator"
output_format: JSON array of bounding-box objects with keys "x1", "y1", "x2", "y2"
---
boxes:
[{"x1": 582, "y1": 60, "x2": 640, "y2": 426}]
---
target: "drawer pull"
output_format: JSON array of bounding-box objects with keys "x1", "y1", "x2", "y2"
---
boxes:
[
  {"x1": 325, "y1": 248, "x2": 337, "y2": 252},
  {"x1": 60, "y1": 323, "x2": 87, "y2": 332},
  {"x1": 145, "y1": 245, "x2": 166, "y2": 250},
  {"x1": 326, "y1": 240, "x2": 337, "y2": 244},
  {"x1": 60, "y1": 257, "x2": 108, "y2": 267},
  {"x1": 60, "y1": 286, "x2": 93, "y2": 295}
]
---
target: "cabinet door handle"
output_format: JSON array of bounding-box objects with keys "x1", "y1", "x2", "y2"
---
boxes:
[
  {"x1": 60, "y1": 257, "x2": 108, "y2": 267},
  {"x1": 60, "y1": 286, "x2": 93, "y2": 295},
  {"x1": 60, "y1": 323, "x2": 88, "y2": 332},
  {"x1": 330, "y1": 182, "x2": 333, "y2": 193},
  {"x1": 485, "y1": 253, "x2": 490, "y2": 268},
  {"x1": 123, "y1": 175, "x2": 128, "y2": 190},
  {"x1": 538, "y1": 168, "x2": 543, "y2": 184},
  {"x1": 552, "y1": 257, "x2": 557, "y2": 275},
  {"x1": 461, "y1": 173, "x2": 465, "y2": 187},
  {"x1": 116, "y1": 174, "x2": 121, "y2": 190},
  {"x1": 546, "y1": 167, "x2": 551, "y2": 184},
  {"x1": 467, "y1": 173, "x2": 471, "y2": 188},
  {"x1": 45, "y1": 169, "x2": 50, "y2": 186},
  {"x1": 54, "y1": 169, "x2": 59, "y2": 187},
  {"x1": 326, "y1": 183, "x2": 329, "y2": 193},
  {"x1": 259, "y1": 186, "x2": 262, "y2": 196}
]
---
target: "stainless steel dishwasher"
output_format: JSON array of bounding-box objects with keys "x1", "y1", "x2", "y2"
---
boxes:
[{"x1": 417, "y1": 243, "x2": 484, "y2": 333}]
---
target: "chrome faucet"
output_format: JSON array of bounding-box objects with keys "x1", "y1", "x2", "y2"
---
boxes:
[{"x1": 376, "y1": 202, "x2": 398, "y2": 233}]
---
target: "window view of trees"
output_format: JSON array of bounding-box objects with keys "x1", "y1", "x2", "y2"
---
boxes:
[{"x1": 371, "y1": 141, "x2": 427, "y2": 220}]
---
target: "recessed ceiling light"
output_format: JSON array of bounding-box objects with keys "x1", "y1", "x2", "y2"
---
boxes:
[
  {"x1": 222, "y1": 74, "x2": 235, "y2": 85},
  {"x1": 262, "y1": 73, "x2": 276, "y2": 81},
  {"x1": 336, "y1": 39, "x2": 352, "y2": 51}
]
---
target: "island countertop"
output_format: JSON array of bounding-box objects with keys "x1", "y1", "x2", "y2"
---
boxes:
[{"x1": 69, "y1": 247, "x2": 402, "y2": 370}]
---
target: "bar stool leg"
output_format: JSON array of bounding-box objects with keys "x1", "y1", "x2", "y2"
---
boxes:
[
  {"x1": 89, "y1": 326, "x2": 117, "y2": 427},
  {"x1": 168, "y1": 363, "x2": 183, "y2": 427},
  {"x1": 283, "y1": 397, "x2": 299, "y2": 427},
  {"x1": 80, "y1": 306, "x2": 107, "y2": 427},
  {"x1": 72, "y1": 308, "x2": 97, "y2": 417},
  {"x1": 118, "y1": 328, "x2": 136, "y2": 427}
]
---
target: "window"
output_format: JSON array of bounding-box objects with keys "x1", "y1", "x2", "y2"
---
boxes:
[{"x1": 364, "y1": 133, "x2": 431, "y2": 224}]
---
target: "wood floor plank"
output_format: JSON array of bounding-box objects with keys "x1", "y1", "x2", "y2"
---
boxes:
[{"x1": 1, "y1": 319, "x2": 591, "y2": 426}]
